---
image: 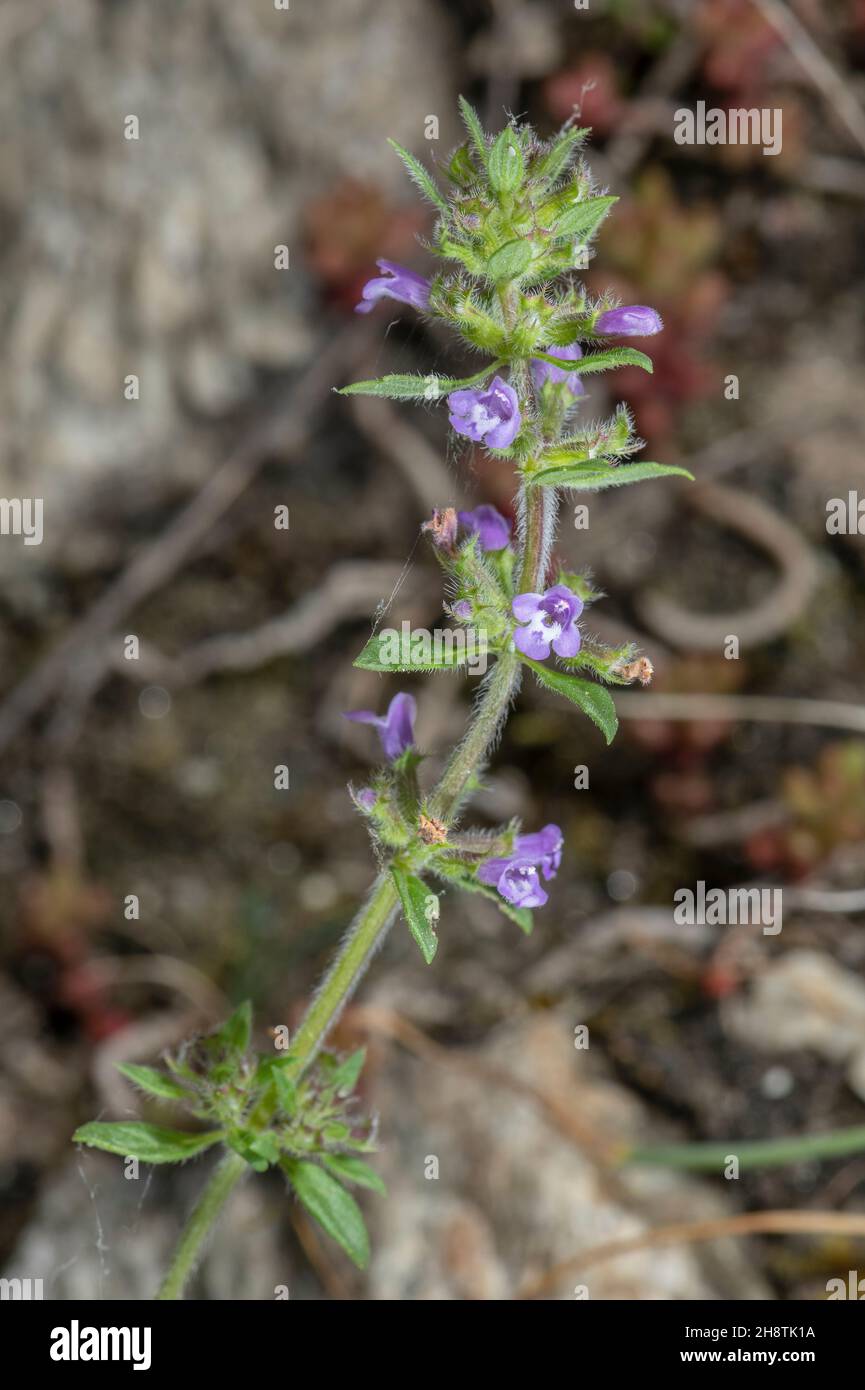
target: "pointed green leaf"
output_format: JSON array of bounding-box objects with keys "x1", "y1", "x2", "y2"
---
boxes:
[
  {"x1": 353, "y1": 628, "x2": 488, "y2": 673},
  {"x1": 458, "y1": 96, "x2": 488, "y2": 167},
  {"x1": 337, "y1": 360, "x2": 501, "y2": 402},
  {"x1": 322, "y1": 1155, "x2": 387, "y2": 1197},
  {"x1": 391, "y1": 866, "x2": 438, "y2": 963},
  {"x1": 550, "y1": 193, "x2": 617, "y2": 241},
  {"x1": 388, "y1": 139, "x2": 449, "y2": 213},
  {"x1": 521, "y1": 658, "x2": 618, "y2": 744},
  {"x1": 283, "y1": 1159, "x2": 370, "y2": 1269},
  {"x1": 73, "y1": 1121, "x2": 223, "y2": 1164},
  {"x1": 534, "y1": 346, "x2": 653, "y2": 377},
  {"x1": 273, "y1": 1068, "x2": 298, "y2": 1115},
  {"x1": 229, "y1": 1129, "x2": 281, "y2": 1171},
  {"x1": 488, "y1": 126, "x2": 524, "y2": 195},
  {"x1": 534, "y1": 126, "x2": 590, "y2": 186},
  {"x1": 331, "y1": 1047, "x2": 366, "y2": 1096},
  {"x1": 116, "y1": 1063, "x2": 189, "y2": 1101},
  {"x1": 215, "y1": 1000, "x2": 252, "y2": 1055},
  {"x1": 532, "y1": 460, "x2": 693, "y2": 491},
  {"x1": 486, "y1": 237, "x2": 533, "y2": 282}
]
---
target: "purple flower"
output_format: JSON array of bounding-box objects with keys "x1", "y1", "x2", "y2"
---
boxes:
[
  {"x1": 344, "y1": 691, "x2": 416, "y2": 760},
  {"x1": 354, "y1": 260, "x2": 430, "y2": 317},
  {"x1": 447, "y1": 376, "x2": 521, "y2": 450},
  {"x1": 477, "y1": 823, "x2": 564, "y2": 909},
  {"x1": 511, "y1": 584, "x2": 583, "y2": 661},
  {"x1": 594, "y1": 305, "x2": 663, "y2": 337},
  {"x1": 354, "y1": 787, "x2": 377, "y2": 811},
  {"x1": 512, "y1": 824, "x2": 564, "y2": 879},
  {"x1": 530, "y1": 341, "x2": 586, "y2": 397},
  {"x1": 458, "y1": 504, "x2": 511, "y2": 551}
]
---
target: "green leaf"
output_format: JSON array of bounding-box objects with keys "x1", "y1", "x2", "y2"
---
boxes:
[
  {"x1": 353, "y1": 628, "x2": 487, "y2": 673},
  {"x1": 391, "y1": 866, "x2": 438, "y2": 964},
  {"x1": 486, "y1": 237, "x2": 532, "y2": 282},
  {"x1": 531, "y1": 460, "x2": 694, "y2": 491},
  {"x1": 458, "y1": 96, "x2": 488, "y2": 167},
  {"x1": 534, "y1": 346, "x2": 653, "y2": 377},
  {"x1": 551, "y1": 193, "x2": 617, "y2": 241},
  {"x1": 73, "y1": 1121, "x2": 223, "y2": 1164},
  {"x1": 337, "y1": 360, "x2": 501, "y2": 402},
  {"x1": 272, "y1": 1068, "x2": 298, "y2": 1116},
  {"x1": 521, "y1": 658, "x2": 618, "y2": 744},
  {"x1": 533, "y1": 126, "x2": 589, "y2": 186},
  {"x1": 229, "y1": 1129, "x2": 282, "y2": 1172},
  {"x1": 116, "y1": 1063, "x2": 189, "y2": 1101},
  {"x1": 215, "y1": 1000, "x2": 252, "y2": 1056},
  {"x1": 488, "y1": 126, "x2": 524, "y2": 195},
  {"x1": 446, "y1": 141, "x2": 478, "y2": 188},
  {"x1": 388, "y1": 139, "x2": 449, "y2": 213},
  {"x1": 322, "y1": 1154, "x2": 387, "y2": 1197},
  {"x1": 283, "y1": 1159, "x2": 370, "y2": 1269},
  {"x1": 331, "y1": 1047, "x2": 366, "y2": 1096}
]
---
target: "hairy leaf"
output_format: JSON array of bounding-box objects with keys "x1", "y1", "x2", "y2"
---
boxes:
[
  {"x1": 521, "y1": 659, "x2": 618, "y2": 744},
  {"x1": 388, "y1": 139, "x2": 449, "y2": 212},
  {"x1": 73, "y1": 1122, "x2": 223, "y2": 1164},
  {"x1": 116, "y1": 1063, "x2": 189, "y2": 1101},
  {"x1": 458, "y1": 96, "x2": 488, "y2": 167},
  {"x1": 391, "y1": 866, "x2": 438, "y2": 963},
  {"x1": 486, "y1": 237, "x2": 533, "y2": 282},
  {"x1": 533, "y1": 346, "x2": 653, "y2": 377},
  {"x1": 283, "y1": 1159, "x2": 370, "y2": 1269},
  {"x1": 532, "y1": 460, "x2": 694, "y2": 491},
  {"x1": 550, "y1": 193, "x2": 617, "y2": 241},
  {"x1": 353, "y1": 629, "x2": 486, "y2": 673},
  {"x1": 488, "y1": 126, "x2": 524, "y2": 195},
  {"x1": 322, "y1": 1155, "x2": 387, "y2": 1197},
  {"x1": 337, "y1": 361, "x2": 501, "y2": 402}
]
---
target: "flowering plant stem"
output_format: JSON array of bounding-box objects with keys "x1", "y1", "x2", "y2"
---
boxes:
[
  {"x1": 157, "y1": 542, "x2": 530, "y2": 1298},
  {"x1": 77, "y1": 101, "x2": 684, "y2": 1297}
]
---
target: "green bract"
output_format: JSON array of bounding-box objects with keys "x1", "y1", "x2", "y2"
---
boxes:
[{"x1": 74, "y1": 1003, "x2": 385, "y2": 1267}]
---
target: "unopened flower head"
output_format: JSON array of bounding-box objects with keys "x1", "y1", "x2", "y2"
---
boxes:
[
  {"x1": 512, "y1": 583, "x2": 583, "y2": 660},
  {"x1": 355, "y1": 259, "x2": 431, "y2": 316},
  {"x1": 594, "y1": 304, "x2": 663, "y2": 336},
  {"x1": 344, "y1": 691, "x2": 417, "y2": 760},
  {"x1": 458, "y1": 504, "x2": 511, "y2": 551}
]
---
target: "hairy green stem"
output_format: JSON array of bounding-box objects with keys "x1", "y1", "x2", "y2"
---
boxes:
[
  {"x1": 156, "y1": 1151, "x2": 248, "y2": 1300},
  {"x1": 156, "y1": 610, "x2": 524, "y2": 1297},
  {"x1": 427, "y1": 652, "x2": 520, "y2": 820}
]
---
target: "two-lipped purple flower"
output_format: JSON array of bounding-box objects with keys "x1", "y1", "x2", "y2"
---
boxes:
[
  {"x1": 477, "y1": 823, "x2": 564, "y2": 908},
  {"x1": 511, "y1": 584, "x2": 583, "y2": 661},
  {"x1": 448, "y1": 377, "x2": 521, "y2": 449}
]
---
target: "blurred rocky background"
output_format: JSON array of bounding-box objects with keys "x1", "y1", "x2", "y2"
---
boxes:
[{"x1": 1, "y1": 0, "x2": 865, "y2": 1300}]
